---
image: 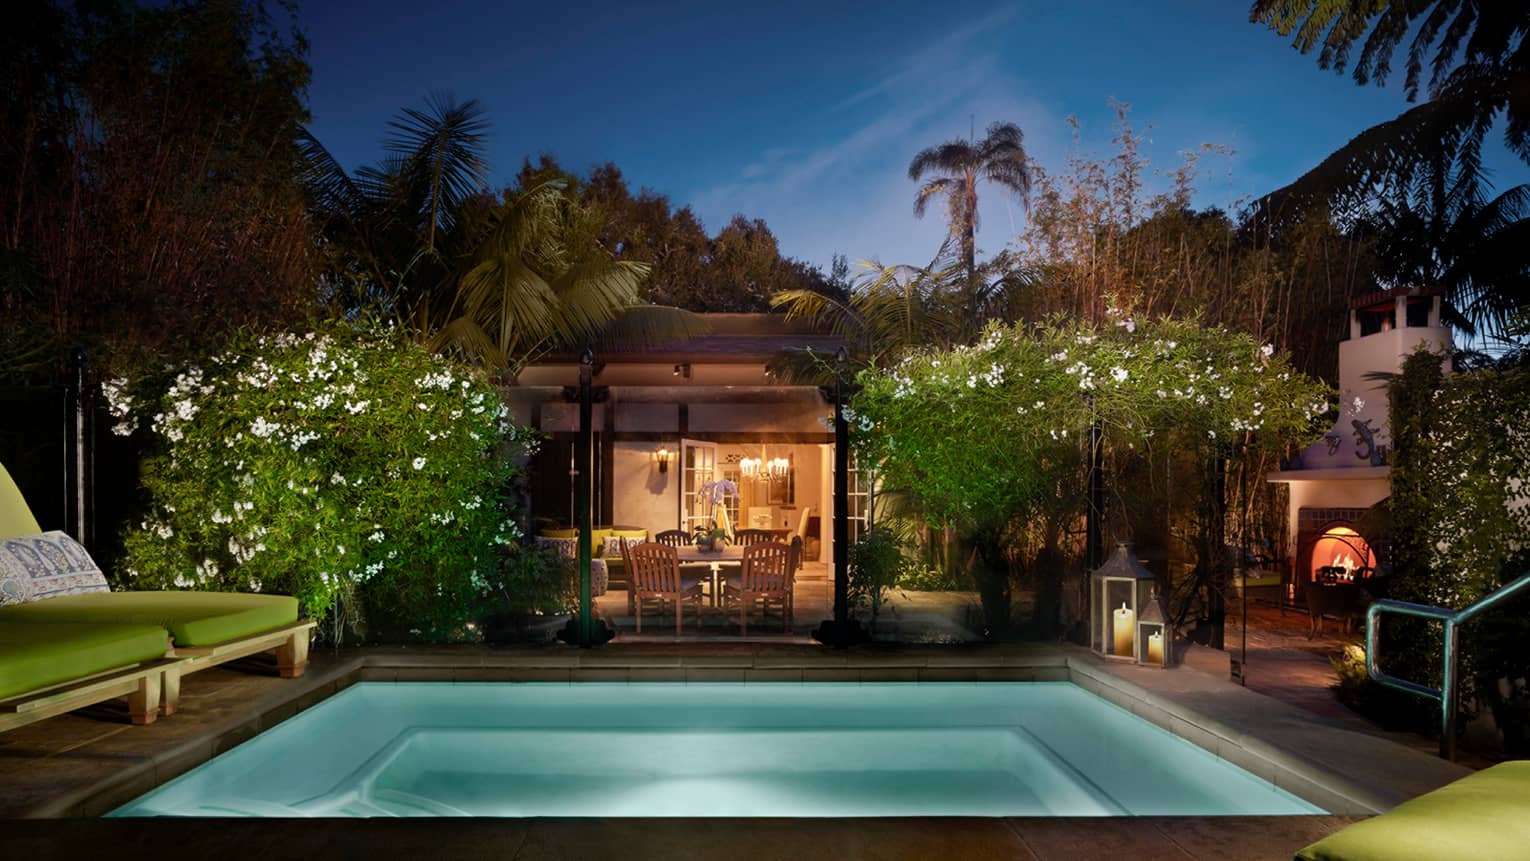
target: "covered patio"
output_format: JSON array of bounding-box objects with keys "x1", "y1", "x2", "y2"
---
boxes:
[{"x1": 505, "y1": 313, "x2": 880, "y2": 644}]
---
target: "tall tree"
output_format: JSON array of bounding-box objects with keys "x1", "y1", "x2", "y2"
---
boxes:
[
  {"x1": 303, "y1": 111, "x2": 704, "y2": 373},
  {"x1": 907, "y1": 121, "x2": 1032, "y2": 300},
  {"x1": 0, "y1": 0, "x2": 316, "y2": 380},
  {"x1": 1249, "y1": 1, "x2": 1529, "y2": 333}
]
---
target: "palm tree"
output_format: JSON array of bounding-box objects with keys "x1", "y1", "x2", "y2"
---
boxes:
[
  {"x1": 907, "y1": 121, "x2": 1032, "y2": 292},
  {"x1": 769, "y1": 239, "x2": 1035, "y2": 382},
  {"x1": 1361, "y1": 155, "x2": 1529, "y2": 335},
  {"x1": 1250, "y1": 1, "x2": 1529, "y2": 331},
  {"x1": 301, "y1": 95, "x2": 705, "y2": 373},
  {"x1": 433, "y1": 177, "x2": 705, "y2": 374},
  {"x1": 300, "y1": 94, "x2": 492, "y2": 330}
]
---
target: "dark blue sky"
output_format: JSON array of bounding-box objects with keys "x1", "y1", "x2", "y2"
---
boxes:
[{"x1": 299, "y1": 0, "x2": 1523, "y2": 271}]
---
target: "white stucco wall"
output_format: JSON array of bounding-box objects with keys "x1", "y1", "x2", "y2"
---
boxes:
[{"x1": 611, "y1": 442, "x2": 680, "y2": 533}]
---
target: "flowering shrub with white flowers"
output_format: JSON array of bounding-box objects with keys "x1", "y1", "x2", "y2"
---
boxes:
[
  {"x1": 108, "y1": 323, "x2": 538, "y2": 641},
  {"x1": 852, "y1": 315, "x2": 1331, "y2": 530},
  {"x1": 849, "y1": 314, "x2": 1331, "y2": 630}
]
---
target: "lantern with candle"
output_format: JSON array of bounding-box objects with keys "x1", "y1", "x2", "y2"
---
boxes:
[
  {"x1": 1090, "y1": 542, "x2": 1159, "y2": 661},
  {"x1": 1136, "y1": 592, "x2": 1168, "y2": 667}
]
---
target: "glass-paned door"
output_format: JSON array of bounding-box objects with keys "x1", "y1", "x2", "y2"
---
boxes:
[
  {"x1": 846, "y1": 450, "x2": 874, "y2": 545},
  {"x1": 680, "y1": 439, "x2": 719, "y2": 534}
]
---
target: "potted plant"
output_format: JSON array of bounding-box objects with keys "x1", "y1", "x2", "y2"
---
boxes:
[{"x1": 693, "y1": 479, "x2": 738, "y2": 552}]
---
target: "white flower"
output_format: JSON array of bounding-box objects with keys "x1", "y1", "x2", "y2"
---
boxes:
[
  {"x1": 412, "y1": 456, "x2": 427, "y2": 470},
  {"x1": 1260, "y1": 344, "x2": 1275, "y2": 358},
  {"x1": 1110, "y1": 367, "x2": 1128, "y2": 383}
]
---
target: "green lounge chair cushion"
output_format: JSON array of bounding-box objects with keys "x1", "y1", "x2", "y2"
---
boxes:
[
  {"x1": 0, "y1": 620, "x2": 168, "y2": 701},
  {"x1": 0, "y1": 465, "x2": 41, "y2": 541},
  {"x1": 0, "y1": 591, "x2": 298, "y2": 648},
  {"x1": 1295, "y1": 761, "x2": 1530, "y2": 861}
]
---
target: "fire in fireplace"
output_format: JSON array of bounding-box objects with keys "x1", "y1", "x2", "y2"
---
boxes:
[{"x1": 1308, "y1": 525, "x2": 1377, "y2": 583}]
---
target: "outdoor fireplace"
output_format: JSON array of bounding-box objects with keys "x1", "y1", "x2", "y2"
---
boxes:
[
  {"x1": 1307, "y1": 525, "x2": 1376, "y2": 583},
  {"x1": 1296, "y1": 508, "x2": 1385, "y2": 592}
]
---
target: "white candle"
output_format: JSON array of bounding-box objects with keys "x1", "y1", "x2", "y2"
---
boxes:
[
  {"x1": 1147, "y1": 630, "x2": 1164, "y2": 664},
  {"x1": 1112, "y1": 603, "x2": 1135, "y2": 657}
]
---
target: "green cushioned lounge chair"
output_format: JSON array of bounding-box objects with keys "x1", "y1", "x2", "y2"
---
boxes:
[
  {"x1": 0, "y1": 462, "x2": 314, "y2": 715},
  {"x1": 0, "y1": 621, "x2": 181, "y2": 730},
  {"x1": 1295, "y1": 761, "x2": 1530, "y2": 861}
]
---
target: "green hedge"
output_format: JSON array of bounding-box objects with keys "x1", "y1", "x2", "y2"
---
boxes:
[{"x1": 1388, "y1": 350, "x2": 1530, "y2": 753}]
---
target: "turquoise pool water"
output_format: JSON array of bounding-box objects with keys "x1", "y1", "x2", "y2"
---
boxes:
[{"x1": 112, "y1": 683, "x2": 1322, "y2": 817}]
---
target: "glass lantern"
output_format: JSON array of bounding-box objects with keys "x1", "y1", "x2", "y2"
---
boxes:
[
  {"x1": 1136, "y1": 594, "x2": 1168, "y2": 667},
  {"x1": 1090, "y1": 542, "x2": 1158, "y2": 661}
]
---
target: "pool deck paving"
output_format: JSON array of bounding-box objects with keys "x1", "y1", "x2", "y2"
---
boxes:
[{"x1": 0, "y1": 640, "x2": 1472, "y2": 859}]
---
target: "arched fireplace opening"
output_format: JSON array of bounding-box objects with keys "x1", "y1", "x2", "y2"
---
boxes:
[{"x1": 1307, "y1": 525, "x2": 1377, "y2": 584}]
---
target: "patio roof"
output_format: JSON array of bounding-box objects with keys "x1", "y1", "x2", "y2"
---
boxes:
[{"x1": 539, "y1": 313, "x2": 847, "y2": 364}]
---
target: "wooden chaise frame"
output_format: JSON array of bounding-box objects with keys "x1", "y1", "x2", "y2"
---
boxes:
[
  {"x1": 0, "y1": 657, "x2": 188, "y2": 732},
  {"x1": 160, "y1": 619, "x2": 316, "y2": 715},
  {"x1": 0, "y1": 620, "x2": 315, "y2": 730}
]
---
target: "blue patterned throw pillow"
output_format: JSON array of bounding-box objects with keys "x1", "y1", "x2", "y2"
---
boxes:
[{"x1": 0, "y1": 531, "x2": 109, "y2": 603}]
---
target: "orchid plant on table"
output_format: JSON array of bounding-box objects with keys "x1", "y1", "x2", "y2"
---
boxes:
[{"x1": 693, "y1": 479, "x2": 738, "y2": 550}]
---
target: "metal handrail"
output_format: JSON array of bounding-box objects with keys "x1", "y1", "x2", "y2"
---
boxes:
[{"x1": 1365, "y1": 570, "x2": 1530, "y2": 760}]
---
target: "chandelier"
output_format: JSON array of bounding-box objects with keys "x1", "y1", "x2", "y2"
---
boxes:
[
  {"x1": 739, "y1": 456, "x2": 762, "y2": 479},
  {"x1": 766, "y1": 457, "x2": 790, "y2": 479},
  {"x1": 738, "y1": 449, "x2": 790, "y2": 482}
]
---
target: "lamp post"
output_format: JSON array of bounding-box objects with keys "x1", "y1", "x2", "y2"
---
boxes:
[{"x1": 813, "y1": 346, "x2": 868, "y2": 647}]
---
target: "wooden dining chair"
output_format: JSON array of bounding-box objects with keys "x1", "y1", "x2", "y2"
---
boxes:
[
  {"x1": 734, "y1": 541, "x2": 793, "y2": 635},
  {"x1": 732, "y1": 528, "x2": 774, "y2": 547},
  {"x1": 627, "y1": 542, "x2": 704, "y2": 635},
  {"x1": 654, "y1": 529, "x2": 692, "y2": 547}
]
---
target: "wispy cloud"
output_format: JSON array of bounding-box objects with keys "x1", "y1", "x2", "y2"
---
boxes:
[
  {"x1": 835, "y1": 5, "x2": 1020, "y2": 110},
  {"x1": 687, "y1": 6, "x2": 1057, "y2": 270}
]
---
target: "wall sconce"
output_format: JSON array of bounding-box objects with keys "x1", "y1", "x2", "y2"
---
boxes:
[
  {"x1": 653, "y1": 447, "x2": 672, "y2": 474},
  {"x1": 672, "y1": 363, "x2": 691, "y2": 379}
]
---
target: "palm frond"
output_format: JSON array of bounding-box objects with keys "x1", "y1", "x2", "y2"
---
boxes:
[
  {"x1": 297, "y1": 128, "x2": 365, "y2": 219},
  {"x1": 383, "y1": 93, "x2": 491, "y2": 252},
  {"x1": 908, "y1": 140, "x2": 976, "y2": 181},
  {"x1": 913, "y1": 177, "x2": 960, "y2": 219}
]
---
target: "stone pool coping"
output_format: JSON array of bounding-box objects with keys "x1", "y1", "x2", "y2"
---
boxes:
[{"x1": 0, "y1": 642, "x2": 1469, "y2": 822}]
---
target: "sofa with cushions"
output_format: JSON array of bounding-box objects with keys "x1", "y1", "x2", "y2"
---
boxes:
[{"x1": 537, "y1": 526, "x2": 647, "y2": 593}]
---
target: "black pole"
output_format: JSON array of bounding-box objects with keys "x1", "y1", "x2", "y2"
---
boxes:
[
  {"x1": 833, "y1": 355, "x2": 849, "y2": 627},
  {"x1": 813, "y1": 347, "x2": 867, "y2": 647},
  {"x1": 559, "y1": 347, "x2": 611, "y2": 646},
  {"x1": 577, "y1": 349, "x2": 594, "y2": 646},
  {"x1": 1086, "y1": 404, "x2": 1104, "y2": 571}
]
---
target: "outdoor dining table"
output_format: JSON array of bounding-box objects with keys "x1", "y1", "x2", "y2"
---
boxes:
[{"x1": 674, "y1": 545, "x2": 745, "y2": 607}]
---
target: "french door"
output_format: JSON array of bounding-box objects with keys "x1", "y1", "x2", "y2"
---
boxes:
[{"x1": 680, "y1": 439, "x2": 718, "y2": 534}]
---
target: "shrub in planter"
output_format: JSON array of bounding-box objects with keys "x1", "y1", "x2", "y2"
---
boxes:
[
  {"x1": 478, "y1": 545, "x2": 577, "y2": 642},
  {"x1": 848, "y1": 527, "x2": 905, "y2": 623},
  {"x1": 107, "y1": 323, "x2": 538, "y2": 642}
]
